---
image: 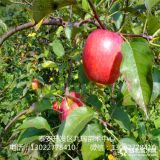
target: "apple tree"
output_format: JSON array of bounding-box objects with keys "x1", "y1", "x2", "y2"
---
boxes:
[{"x1": 0, "y1": 0, "x2": 160, "y2": 160}]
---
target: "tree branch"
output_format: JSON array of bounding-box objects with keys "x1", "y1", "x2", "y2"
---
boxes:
[
  {"x1": 65, "y1": 94, "x2": 85, "y2": 106},
  {"x1": 0, "y1": 16, "x2": 154, "y2": 47},
  {"x1": 4, "y1": 106, "x2": 34, "y2": 132},
  {"x1": 121, "y1": 33, "x2": 153, "y2": 40},
  {"x1": 87, "y1": 0, "x2": 106, "y2": 29},
  {"x1": 65, "y1": 59, "x2": 72, "y2": 95},
  {"x1": 0, "y1": 18, "x2": 98, "y2": 46},
  {"x1": 75, "y1": 19, "x2": 99, "y2": 27},
  {"x1": 119, "y1": 0, "x2": 129, "y2": 31},
  {"x1": 0, "y1": 22, "x2": 34, "y2": 46}
]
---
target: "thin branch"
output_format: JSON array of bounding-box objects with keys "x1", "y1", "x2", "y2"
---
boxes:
[
  {"x1": 99, "y1": 118, "x2": 112, "y2": 128},
  {"x1": 119, "y1": 0, "x2": 129, "y2": 32},
  {"x1": 4, "y1": 105, "x2": 34, "y2": 131},
  {"x1": 98, "y1": 117, "x2": 119, "y2": 142},
  {"x1": 121, "y1": 33, "x2": 153, "y2": 40},
  {"x1": 0, "y1": 18, "x2": 98, "y2": 46},
  {"x1": 10, "y1": 0, "x2": 29, "y2": 5},
  {"x1": 153, "y1": 28, "x2": 160, "y2": 38},
  {"x1": 87, "y1": 0, "x2": 106, "y2": 29},
  {"x1": 75, "y1": 19, "x2": 99, "y2": 27},
  {"x1": 65, "y1": 60, "x2": 72, "y2": 95},
  {"x1": 64, "y1": 150, "x2": 74, "y2": 160},
  {"x1": 0, "y1": 22, "x2": 34, "y2": 46},
  {"x1": 53, "y1": 93, "x2": 64, "y2": 99},
  {"x1": 4, "y1": 109, "x2": 29, "y2": 131},
  {"x1": 0, "y1": 16, "x2": 156, "y2": 47},
  {"x1": 65, "y1": 94, "x2": 85, "y2": 106},
  {"x1": 24, "y1": 0, "x2": 32, "y2": 6},
  {"x1": 0, "y1": 18, "x2": 65, "y2": 46},
  {"x1": 108, "y1": 0, "x2": 117, "y2": 11}
]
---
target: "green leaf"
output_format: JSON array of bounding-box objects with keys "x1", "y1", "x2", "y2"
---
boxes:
[
  {"x1": 118, "y1": 138, "x2": 148, "y2": 160},
  {"x1": 121, "y1": 83, "x2": 135, "y2": 106},
  {"x1": 18, "y1": 117, "x2": 51, "y2": 132},
  {"x1": 32, "y1": 0, "x2": 53, "y2": 23},
  {"x1": 81, "y1": 123, "x2": 105, "y2": 160},
  {"x1": 54, "y1": 107, "x2": 95, "y2": 157},
  {"x1": 111, "y1": 106, "x2": 131, "y2": 131},
  {"x1": 73, "y1": 157, "x2": 80, "y2": 160},
  {"x1": 32, "y1": 0, "x2": 77, "y2": 22},
  {"x1": 82, "y1": 0, "x2": 90, "y2": 11},
  {"x1": 86, "y1": 95, "x2": 102, "y2": 109},
  {"x1": 151, "y1": 128, "x2": 160, "y2": 137},
  {"x1": 121, "y1": 40, "x2": 153, "y2": 118},
  {"x1": 23, "y1": 86, "x2": 28, "y2": 96},
  {"x1": 42, "y1": 61, "x2": 56, "y2": 69},
  {"x1": 72, "y1": 5, "x2": 87, "y2": 17},
  {"x1": 0, "y1": 0, "x2": 12, "y2": 6},
  {"x1": 56, "y1": 26, "x2": 64, "y2": 37},
  {"x1": 65, "y1": 26, "x2": 72, "y2": 40},
  {"x1": 51, "y1": 39, "x2": 65, "y2": 58},
  {"x1": 0, "y1": 19, "x2": 7, "y2": 35},
  {"x1": 138, "y1": 122, "x2": 146, "y2": 140},
  {"x1": 65, "y1": 25, "x2": 80, "y2": 41},
  {"x1": 78, "y1": 64, "x2": 89, "y2": 84},
  {"x1": 151, "y1": 67, "x2": 160, "y2": 101},
  {"x1": 16, "y1": 81, "x2": 27, "y2": 88},
  {"x1": 17, "y1": 128, "x2": 48, "y2": 144},
  {"x1": 110, "y1": 1, "x2": 123, "y2": 30},
  {"x1": 147, "y1": 16, "x2": 160, "y2": 35},
  {"x1": 145, "y1": 0, "x2": 160, "y2": 11},
  {"x1": 154, "y1": 117, "x2": 160, "y2": 129},
  {"x1": 35, "y1": 98, "x2": 52, "y2": 112}
]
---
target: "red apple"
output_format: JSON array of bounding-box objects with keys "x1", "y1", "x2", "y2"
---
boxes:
[
  {"x1": 58, "y1": 92, "x2": 83, "y2": 121},
  {"x1": 53, "y1": 101, "x2": 59, "y2": 111},
  {"x1": 32, "y1": 79, "x2": 39, "y2": 90},
  {"x1": 83, "y1": 29, "x2": 123, "y2": 85}
]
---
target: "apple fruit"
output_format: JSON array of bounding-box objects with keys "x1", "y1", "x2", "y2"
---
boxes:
[
  {"x1": 32, "y1": 79, "x2": 39, "y2": 90},
  {"x1": 83, "y1": 29, "x2": 123, "y2": 85},
  {"x1": 59, "y1": 92, "x2": 83, "y2": 121},
  {"x1": 53, "y1": 92, "x2": 83, "y2": 121},
  {"x1": 53, "y1": 101, "x2": 59, "y2": 112}
]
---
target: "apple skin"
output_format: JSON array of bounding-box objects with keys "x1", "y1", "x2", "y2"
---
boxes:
[
  {"x1": 32, "y1": 79, "x2": 39, "y2": 90},
  {"x1": 54, "y1": 92, "x2": 83, "y2": 121},
  {"x1": 53, "y1": 101, "x2": 59, "y2": 111},
  {"x1": 83, "y1": 29, "x2": 123, "y2": 85}
]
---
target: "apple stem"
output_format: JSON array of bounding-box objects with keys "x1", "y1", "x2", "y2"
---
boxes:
[{"x1": 87, "y1": 0, "x2": 106, "y2": 29}]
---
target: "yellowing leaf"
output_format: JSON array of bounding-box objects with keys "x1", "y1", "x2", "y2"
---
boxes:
[
  {"x1": 42, "y1": 61, "x2": 56, "y2": 69},
  {"x1": 34, "y1": 18, "x2": 44, "y2": 31},
  {"x1": 56, "y1": 26, "x2": 64, "y2": 37},
  {"x1": 108, "y1": 154, "x2": 116, "y2": 160},
  {"x1": 67, "y1": 97, "x2": 74, "y2": 106},
  {"x1": 105, "y1": 140, "x2": 113, "y2": 151},
  {"x1": 28, "y1": 32, "x2": 36, "y2": 37}
]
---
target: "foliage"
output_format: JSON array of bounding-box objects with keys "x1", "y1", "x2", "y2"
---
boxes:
[{"x1": 0, "y1": 0, "x2": 160, "y2": 160}]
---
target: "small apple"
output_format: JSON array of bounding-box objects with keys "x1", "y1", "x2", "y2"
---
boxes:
[
  {"x1": 54, "y1": 92, "x2": 83, "y2": 121},
  {"x1": 83, "y1": 29, "x2": 123, "y2": 85},
  {"x1": 32, "y1": 79, "x2": 39, "y2": 90},
  {"x1": 53, "y1": 101, "x2": 59, "y2": 112}
]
